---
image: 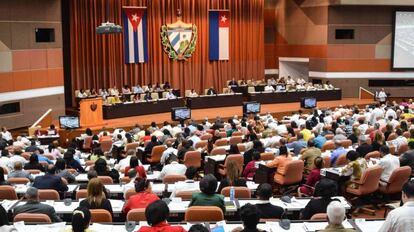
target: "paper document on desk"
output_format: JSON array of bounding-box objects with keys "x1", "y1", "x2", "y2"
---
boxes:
[
  {"x1": 1, "y1": 200, "x2": 17, "y2": 211},
  {"x1": 355, "y1": 219, "x2": 384, "y2": 232},
  {"x1": 14, "y1": 221, "x2": 66, "y2": 232}
]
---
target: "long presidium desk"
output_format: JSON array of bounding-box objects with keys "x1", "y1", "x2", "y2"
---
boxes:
[
  {"x1": 248, "y1": 89, "x2": 342, "y2": 104},
  {"x1": 103, "y1": 98, "x2": 185, "y2": 119},
  {"x1": 186, "y1": 93, "x2": 243, "y2": 109}
]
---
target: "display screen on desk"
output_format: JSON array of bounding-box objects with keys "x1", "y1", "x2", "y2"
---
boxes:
[
  {"x1": 59, "y1": 116, "x2": 80, "y2": 129},
  {"x1": 243, "y1": 102, "x2": 261, "y2": 114},
  {"x1": 171, "y1": 107, "x2": 191, "y2": 121},
  {"x1": 301, "y1": 98, "x2": 317, "y2": 109}
]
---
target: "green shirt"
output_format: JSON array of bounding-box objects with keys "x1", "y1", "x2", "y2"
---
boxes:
[{"x1": 189, "y1": 192, "x2": 225, "y2": 212}]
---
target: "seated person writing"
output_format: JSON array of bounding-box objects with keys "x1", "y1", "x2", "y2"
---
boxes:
[{"x1": 341, "y1": 151, "x2": 367, "y2": 189}]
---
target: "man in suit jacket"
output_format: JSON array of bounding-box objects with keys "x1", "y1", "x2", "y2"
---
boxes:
[
  {"x1": 33, "y1": 165, "x2": 68, "y2": 193},
  {"x1": 254, "y1": 183, "x2": 284, "y2": 219},
  {"x1": 13, "y1": 187, "x2": 62, "y2": 222},
  {"x1": 207, "y1": 87, "x2": 217, "y2": 96},
  {"x1": 228, "y1": 78, "x2": 238, "y2": 87}
]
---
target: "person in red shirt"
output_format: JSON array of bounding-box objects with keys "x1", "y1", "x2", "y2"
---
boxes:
[
  {"x1": 298, "y1": 156, "x2": 323, "y2": 197},
  {"x1": 242, "y1": 151, "x2": 260, "y2": 179},
  {"x1": 124, "y1": 156, "x2": 146, "y2": 178},
  {"x1": 122, "y1": 178, "x2": 159, "y2": 214},
  {"x1": 141, "y1": 130, "x2": 152, "y2": 143},
  {"x1": 137, "y1": 200, "x2": 186, "y2": 232}
]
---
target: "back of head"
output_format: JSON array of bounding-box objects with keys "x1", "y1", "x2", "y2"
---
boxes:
[
  {"x1": 46, "y1": 165, "x2": 56, "y2": 175},
  {"x1": 199, "y1": 174, "x2": 218, "y2": 195},
  {"x1": 257, "y1": 183, "x2": 272, "y2": 200},
  {"x1": 327, "y1": 201, "x2": 345, "y2": 225},
  {"x1": 129, "y1": 156, "x2": 139, "y2": 168},
  {"x1": 14, "y1": 161, "x2": 22, "y2": 171},
  {"x1": 188, "y1": 224, "x2": 209, "y2": 232},
  {"x1": 25, "y1": 187, "x2": 38, "y2": 201},
  {"x1": 55, "y1": 158, "x2": 66, "y2": 171},
  {"x1": 239, "y1": 203, "x2": 260, "y2": 230},
  {"x1": 403, "y1": 180, "x2": 414, "y2": 200},
  {"x1": 314, "y1": 178, "x2": 337, "y2": 198},
  {"x1": 87, "y1": 178, "x2": 104, "y2": 206},
  {"x1": 314, "y1": 156, "x2": 324, "y2": 169},
  {"x1": 227, "y1": 160, "x2": 240, "y2": 184},
  {"x1": 134, "y1": 177, "x2": 150, "y2": 192},
  {"x1": 346, "y1": 150, "x2": 359, "y2": 162},
  {"x1": 185, "y1": 166, "x2": 198, "y2": 180},
  {"x1": 72, "y1": 207, "x2": 91, "y2": 232},
  {"x1": 379, "y1": 145, "x2": 390, "y2": 156},
  {"x1": 127, "y1": 169, "x2": 137, "y2": 179},
  {"x1": 145, "y1": 200, "x2": 169, "y2": 226},
  {"x1": 307, "y1": 139, "x2": 315, "y2": 148},
  {"x1": 87, "y1": 170, "x2": 98, "y2": 180}
]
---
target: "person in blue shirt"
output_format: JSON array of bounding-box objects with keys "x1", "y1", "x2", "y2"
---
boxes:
[
  {"x1": 287, "y1": 133, "x2": 307, "y2": 155},
  {"x1": 35, "y1": 149, "x2": 53, "y2": 165},
  {"x1": 330, "y1": 140, "x2": 347, "y2": 167},
  {"x1": 314, "y1": 131, "x2": 327, "y2": 149}
]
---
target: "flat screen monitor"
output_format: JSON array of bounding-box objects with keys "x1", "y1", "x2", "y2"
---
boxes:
[
  {"x1": 59, "y1": 116, "x2": 80, "y2": 129},
  {"x1": 393, "y1": 11, "x2": 414, "y2": 69},
  {"x1": 171, "y1": 107, "x2": 191, "y2": 121},
  {"x1": 243, "y1": 102, "x2": 261, "y2": 114},
  {"x1": 301, "y1": 98, "x2": 317, "y2": 109}
]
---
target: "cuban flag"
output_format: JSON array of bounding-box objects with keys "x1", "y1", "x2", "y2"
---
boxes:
[
  {"x1": 123, "y1": 7, "x2": 148, "y2": 63},
  {"x1": 209, "y1": 10, "x2": 230, "y2": 61}
]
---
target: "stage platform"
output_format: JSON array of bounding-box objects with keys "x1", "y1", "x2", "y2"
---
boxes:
[{"x1": 54, "y1": 98, "x2": 374, "y2": 145}]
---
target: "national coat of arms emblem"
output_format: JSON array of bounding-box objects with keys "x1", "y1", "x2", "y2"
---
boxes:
[{"x1": 160, "y1": 10, "x2": 197, "y2": 61}]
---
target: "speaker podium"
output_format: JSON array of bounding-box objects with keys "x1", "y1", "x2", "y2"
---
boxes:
[{"x1": 79, "y1": 98, "x2": 104, "y2": 128}]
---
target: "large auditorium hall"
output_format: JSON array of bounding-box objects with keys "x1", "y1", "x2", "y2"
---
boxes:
[{"x1": 1, "y1": 0, "x2": 414, "y2": 231}]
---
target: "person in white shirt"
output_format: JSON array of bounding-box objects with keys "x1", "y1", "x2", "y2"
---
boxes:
[
  {"x1": 188, "y1": 131, "x2": 201, "y2": 148},
  {"x1": 110, "y1": 86, "x2": 119, "y2": 96},
  {"x1": 114, "y1": 150, "x2": 142, "y2": 171},
  {"x1": 160, "y1": 141, "x2": 178, "y2": 166},
  {"x1": 286, "y1": 76, "x2": 296, "y2": 86},
  {"x1": 267, "y1": 78, "x2": 277, "y2": 86},
  {"x1": 374, "y1": 145, "x2": 400, "y2": 185},
  {"x1": 387, "y1": 129, "x2": 408, "y2": 150},
  {"x1": 0, "y1": 150, "x2": 10, "y2": 173},
  {"x1": 264, "y1": 84, "x2": 275, "y2": 92},
  {"x1": 1, "y1": 127, "x2": 13, "y2": 141},
  {"x1": 377, "y1": 88, "x2": 387, "y2": 104},
  {"x1": 159, "y1": 156, "x2": 187, "y2": 179},
  {"x1": 379, "y1": 180, "x2": 414, "y2": 232},
  {"x1": 370, "y1": 104, "x2": 384, "y2": 125},
  {"x1": 357, "y1": 119, "x2": 369, "y2": 135},
  {"x1": 122, "y1": 169, "x2": 138, "y2": 198},
  {"x1": 165, "y1": 90, "x2": 177, "y2": 99},
  {"x1": 188, "y1": 89, "x2": 198, "y2": 98},
  {"x1": 385, "y1": 107, "x2": 397, "y2": 120},
  {"x1": 77, "y1": 89, "x2": 88, "y2": 98}
]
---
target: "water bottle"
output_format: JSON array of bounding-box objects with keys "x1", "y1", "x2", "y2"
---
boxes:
[{"x1": 230, "y1": 186, "x2": 235, "y2": 201}]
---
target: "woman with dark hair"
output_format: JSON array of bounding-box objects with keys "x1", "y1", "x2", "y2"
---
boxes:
[
  {"x1": 0, "y1": 168, "x2": 10, "y2": 186},
  {"x1": 218, "y1": 160, "x2": 247, "y2": 193},
  {"x1": 89, "y1": 148, "x2": 106, "y2": 161},
  {"x1": 94, "y1": 158, "x2": 119, "y2": 182},
  {"x1": 372, "y1": 131, "x2": 384, "y2": 151},
  {"x1": 300, "y1": 178, "x2": 338, "y2": 220},
  {"x1": 64, "y1": 152, "x2": 85, "y2": 173},
  {"x1": 24, "y1": 154, "x2": 45, "y2": 172},
  {"x1": 243, "y1": 140, "x2": 264, "y2": 167},
  {"x1": 55, "y1": 158, "x2": 76, "y2": 183},
  {"x1": 242, "y1": 151, "x2": 261, "y2": 179},
  {"x1": 79, "y1": 178, "x2": 113, "y2": 215},
  {"x1": 266, "y1": 145, "x2": 292, "y2": 183},
  {"x1": 401, "y1": 120, "x2": 409, "y2": 132},
  {"x1": 383, "y1": 123, "x2": 394, "y2": 142},
  {"x1": 85, "y1": 128, "x2": 93, "y2": 137},
  {"x1": 342, "y1": 150, "x2": 367, "y2": 189},
  {"x1": 189, "y1": 174, "x2": 225, "y2": 212},
  {"x1": 298, "y1": 157, "x2": 324, "y2": 197},
  {"x1": 228, "y1": 144, "x2": 240, "y2": 155},
  {"x1": 65, "y1": 207, "x2": 92, "y2": 232},
  {"x1": 47, "y1": 142, "x2": 61, "y2": 159},
  {"x1": 124, "y1": 156, "x2": 146, "y2": 178},
  {"x1": 159, "y1": 129, "x2": 172, "y2": 144},
  {"x1": 122, "y1": 177, "x2": 159, "y2": 214},
  {"x1": 138, "y1": 200, "x2": 185, "y2": 232}
]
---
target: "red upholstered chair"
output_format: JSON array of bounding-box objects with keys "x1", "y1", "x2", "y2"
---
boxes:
[
  {"x1": 146, "y1": 145, "x2": 166, "y2": 164},
  {"x1": 0, "y1": 186, "x2": 17, "y2": 200},
  {"x1": 127, "y1": 208, "x2": 146, "y2": 221},
  {"x1": 90, "y1": 209, "x2": 113, "y2": 223},
  {"x1": 38, "y1": 189, "x2": 60, "y2": 200},
  {"x1": 274, "y1": 160, "x2": 304, "y2": 194},
  {"x1": 221, "y1": 187, "x2": 251, "y2": 198},
  {"x1": 229, "y1": 136, "x2": 243, "y2": 145},
  {"x1": 214, "y1": 138, "x2": 228, "y2": 147},
  {"x1": 14, "y1": 213, "x2": 51, "y2": 223},
  {"x1": 184, "y1": 206, "x2": 224, "y2": 222},
  {"x1": 162, "y1": 174, "x2": 186, "y2": 184},
  {"x1": 76, "y1": 189, "x2": 88, "y2": 200},
  {"x1": 183, "y1": 151, "x2": 202, "y2": 168},
  {"x1": 379, "y1": 166, "x2": 411, "y2": 195},
  {"x1": 321, "y1": 141, "x2": 335, "y2": 152},
  {"x1": 217, "y1": 154, "x2": 243, "y2": 176}
]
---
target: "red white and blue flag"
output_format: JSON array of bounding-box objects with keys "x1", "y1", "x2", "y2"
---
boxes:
[
  {"x1": 123, "y1": 7, "x2": 148, "y2": 63},
  {"x1": 209, "y1": 10, "x2": 230, "y2": 61}
]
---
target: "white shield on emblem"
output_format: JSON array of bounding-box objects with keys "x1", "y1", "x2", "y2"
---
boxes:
[{"x1": 167, "y1": 28, "x2": 193, "y2": 55}]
